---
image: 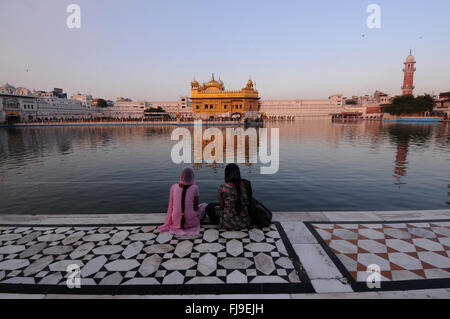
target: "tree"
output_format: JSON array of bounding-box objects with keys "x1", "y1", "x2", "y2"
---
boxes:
[
  {"x1": 96, "y1": 98, "x2": 108, "y2": 108},
  {"x1": 383, "y1": 94, "x2": 435, "y2": 115}
]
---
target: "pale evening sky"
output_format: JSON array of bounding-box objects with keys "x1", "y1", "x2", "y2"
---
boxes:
[{"x1": 0, "y1": 0, "x2": 449, "y2": 101}]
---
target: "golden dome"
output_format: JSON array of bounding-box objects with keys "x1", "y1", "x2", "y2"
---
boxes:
[
  {"x1": 191, "y1": 79, "x2": 199, "y2": 88},
  {"x1": 205, "y1": 73, "x2": 223, "y2": 90}
]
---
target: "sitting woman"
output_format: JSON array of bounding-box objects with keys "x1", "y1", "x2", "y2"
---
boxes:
[
  {"x1": 207, "y1": 163, "x2": 252, "y2": 230},
  {"x1": 158, "y1": 166, "x2": 207, "y2": 235}
]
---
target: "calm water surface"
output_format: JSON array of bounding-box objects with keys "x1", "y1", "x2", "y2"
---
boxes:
[{"x1": 0, "y1": 121, "x2": 448, "y2": 214}]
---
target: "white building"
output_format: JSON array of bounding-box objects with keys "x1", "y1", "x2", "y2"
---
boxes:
[
  {"x1": 260, "y1": 95, "x2": 346, "y2": 118},
  {"x1": 0, "y1": 84, "x2": 38, "y2": 122},
  {"x1": 152, "y1": 96, "x2": 193, "y2": 118},
  {"x1": 71, "y1": 93, "x2": 93, "y2": 108},
  {"x1": 36, "y1": 96, "x2": 102, "y2": 120},
  {"x1": 0, "y1": 93, "x2": 38, "y2": 122},
  {"x1": 0, "y1": 83, "x2": 102, "y2": 122},
  {"x1": 104, "y1": 98, "x2": 149, "y2": 119}
]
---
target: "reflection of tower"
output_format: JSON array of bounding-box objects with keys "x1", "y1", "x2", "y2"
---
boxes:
[
  {"x1": 402, "y1": 50, "x2": 416, "y2": 96},
  {"x1": 394, "y1": 140, "x2": 408, "y2": 184}
]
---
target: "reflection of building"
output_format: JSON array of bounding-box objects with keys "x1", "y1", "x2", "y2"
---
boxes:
[
  {"x1": 389, "y1": 124, "x2": 432, "y2": 187},
  {"x1": 394, "y1": 141, "x2": 409, "y2": 185},
  {"x1": 191, "y1": 126, "x2": 259, "y2": 166},
  {"x1": 402, "y1": 51, "x2": 416, "y2": 96},
  {"x1": 191, "y1": 74, "x2": 260, "y2": 120}
]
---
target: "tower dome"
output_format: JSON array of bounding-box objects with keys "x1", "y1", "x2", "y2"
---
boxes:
[
  {"x1": 406, "y1": 54, "x2": 415, "y2": 63},
  {"x1": 406, "y1": 49, "x2": 415, "y2": 63}
]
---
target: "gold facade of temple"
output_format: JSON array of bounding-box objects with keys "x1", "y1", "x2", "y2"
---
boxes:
[{"x1": 191, "y1": 74, "x2": 260, "y2": 119}]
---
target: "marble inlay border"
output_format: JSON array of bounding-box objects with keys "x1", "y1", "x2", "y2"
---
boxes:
[
  {"x1": 305, "y1": 219, "x2": 450, "y2": 292},
  {"x1": 0, "y1": 222, "x2": 314, "y2": 295}
]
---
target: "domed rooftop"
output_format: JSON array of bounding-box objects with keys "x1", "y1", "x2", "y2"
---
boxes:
[
  {"x1": 205, "y1": 73, "x2": 224, "y2": 90},
  {"x1": 406, "y1": 50, "x2": 415, "y2": 63},
  {"x1": 15, "y1": 87, "x2": 33, "y2": 96},
  {"x1": 191, "y1": 79, "x2": 200, "y2": 88},
  {"x1": 0, "y1": 83, "x2": 15, "y2": 89},
  {"x1": 0, "y1": 83, "x2": 16, "y2": 94}
]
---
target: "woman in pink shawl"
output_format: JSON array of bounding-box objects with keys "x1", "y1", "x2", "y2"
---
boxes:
[{"x1": 158, "y1": 167, "x2": 207, "y2": 235}]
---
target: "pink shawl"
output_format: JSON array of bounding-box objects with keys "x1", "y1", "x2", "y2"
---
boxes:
[{"x1": 158, "y1": 167, "x2": 206, "y2": 235}]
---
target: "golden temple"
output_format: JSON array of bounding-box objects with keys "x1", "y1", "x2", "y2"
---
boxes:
[{"x1": 191, "y1": 74, "x2": 260, "y2": 119}]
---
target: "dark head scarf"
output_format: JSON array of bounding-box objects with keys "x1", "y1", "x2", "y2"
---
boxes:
[{"x1": 225, "y1": 163, "x2": 243, "y2": 211}]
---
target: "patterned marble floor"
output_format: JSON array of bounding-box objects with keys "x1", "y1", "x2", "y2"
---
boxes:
[
  {"x1": 306, "y1": 220, "x2": 450, "y2": 292},
  {"x1": 0, "y1": 223, "x2": 313, "y2": 294}
]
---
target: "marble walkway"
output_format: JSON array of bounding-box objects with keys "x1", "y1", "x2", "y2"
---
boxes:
[{"x1": 0, "y1": 209, "x2": 450, "y2": 299}]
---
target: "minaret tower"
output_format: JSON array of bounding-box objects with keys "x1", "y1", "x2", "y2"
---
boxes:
[{"x1": 402, "y1": 50, "x2": 416, "y2": 96}]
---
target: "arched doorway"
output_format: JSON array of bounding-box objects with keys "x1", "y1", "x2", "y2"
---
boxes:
[{"x1": 6, "y1": 114, "x2": 20, "y2": 124}]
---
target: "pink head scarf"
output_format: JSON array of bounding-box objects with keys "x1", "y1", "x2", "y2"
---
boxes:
[
  {"x1": 179, "y1": 166, "x2": 195, "y2": 185},
  {"x1": 158, "y1": 166, "x2": 206, "y2": 235}
]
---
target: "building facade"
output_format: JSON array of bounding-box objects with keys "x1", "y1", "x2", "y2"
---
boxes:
[
  {"x1": 190, "y1": 74, "x2": 260, "y2": 120},
  {"x1": 435, "y1": 92, "x2": 450, "y2": 118},
  {"x1": 34, "y1": 88, "x2": 67, "y2": 99},
  {"x1": 0, "y1": 84, "x2": 103, "y2": 123},
  {"x1": 71, "y1": 93, "x2": 93, "y2": 108},
  {"x1": 152, "y1": 96, "x2": 193, "y2": 119},
  {"x1": 35, "y1": 96, "x2": 102, "y2": 120},
  {"x1": 260, "y1": 95, "x2": 346, "y2": 118},
  {"x1": 105, "y1": 98, "x2": 150, "y2": 119},
  {"x1": 0, "y1": 93, "x2": 37, "y2": 123}
]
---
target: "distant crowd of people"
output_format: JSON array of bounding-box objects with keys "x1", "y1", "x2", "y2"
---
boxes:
[
  {"x1": 16, "y1": 116, "x2": 255, "y2": 124},
  {"x1": 265, "y1": 116, "x2": 295, "y2": 121}
]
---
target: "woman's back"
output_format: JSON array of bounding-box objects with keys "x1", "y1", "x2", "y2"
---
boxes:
[
  {"x1": 170, "y1": 184, "x2": 200, "y2": 230},
  {"x1": 218, "y1": 180, "x2": 251, "y2": 230},
  {"x1": 158, "y1": 166, "x2": 207, "y2": 236}
]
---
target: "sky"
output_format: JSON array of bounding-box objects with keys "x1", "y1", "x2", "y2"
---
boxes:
[{"x1": 0, "y1": 0, "x2": 449, "y2": 101}]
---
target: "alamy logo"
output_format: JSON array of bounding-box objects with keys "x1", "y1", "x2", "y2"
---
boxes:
[
  {"x1": 366, "y1": 264, "x2": 381, "y2": 289},
  {"x1": 171, "y1": 121, "x2": 279, "y2": 174},
  {"x1": 366, "y1": 4, "x2": 381, "y2": 29},
  {"x1": 66, "y1": 264, "x2": 81, "y2": 289},
  {"x1": 66, "y1": 4, "x2": 81, "y2": 29}
]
